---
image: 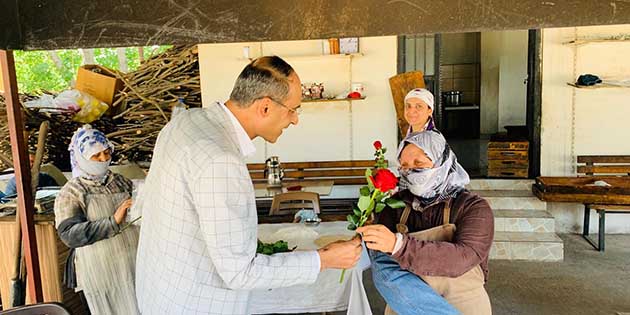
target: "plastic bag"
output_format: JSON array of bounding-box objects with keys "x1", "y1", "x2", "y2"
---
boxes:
[
  {"x1": 57, "y1": 89, "x2": 109, "y2": 123},
  {"x1": 24, "y1": 94, "x2": 78, "y2": 113}
]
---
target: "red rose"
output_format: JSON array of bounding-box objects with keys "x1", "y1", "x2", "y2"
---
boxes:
[
  {"x1": 373, "y1": 140, "x2": 382, "y2": 150},
  {"x1": 370, "y1": 169, "x2": 398, "y2": 192}
]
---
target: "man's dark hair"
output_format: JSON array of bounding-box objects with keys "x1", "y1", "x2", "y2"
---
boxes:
[{"x1": 229, "y1": 56, "x2": 295, "y2": 107}]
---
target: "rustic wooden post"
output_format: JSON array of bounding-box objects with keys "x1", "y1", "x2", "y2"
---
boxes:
[{"x1": 0, "y1": 49, "x2": 44, "y2": 303}]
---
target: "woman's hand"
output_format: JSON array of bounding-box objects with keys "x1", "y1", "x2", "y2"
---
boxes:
[
  {"x1": 114, "y1": 199, "x2": 132, "y2": 225},
  {"x1": 356, "y1": 224, "x2": 397, "y2": 253}
]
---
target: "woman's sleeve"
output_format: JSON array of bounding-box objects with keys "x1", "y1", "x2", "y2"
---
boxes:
[
  {"x1": 391, "y1": 197, "x2": 494, "y2": 278},
  {"x1": 54, "y1": 185, "x2": 120, "y2": 248}
]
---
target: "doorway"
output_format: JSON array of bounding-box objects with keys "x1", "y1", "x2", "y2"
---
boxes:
[{"x1": 398, "y1": 30, "x2": 541, "y2": 178}]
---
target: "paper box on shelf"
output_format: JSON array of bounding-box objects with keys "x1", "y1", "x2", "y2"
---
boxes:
[{"x1": 75, "y1": 65, "x2": 123, "y2": 106}]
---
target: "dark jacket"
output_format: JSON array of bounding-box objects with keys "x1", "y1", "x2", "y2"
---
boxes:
[{"x1": 377, "y1": 190, "x2": 494, "y2": 280}]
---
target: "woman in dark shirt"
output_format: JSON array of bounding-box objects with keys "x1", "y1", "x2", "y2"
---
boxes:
[{"x1": 358, "y1": 131, "x2": 494, "y2": 315}]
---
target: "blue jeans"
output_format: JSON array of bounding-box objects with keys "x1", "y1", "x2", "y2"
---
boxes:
[{"x1": 370, "y1": 250, "x2": 460, "y2": 315}]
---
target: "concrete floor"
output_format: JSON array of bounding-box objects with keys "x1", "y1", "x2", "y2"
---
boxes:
[{"x1": 322, "y1": 234, "x2": 630, "y2": 315}]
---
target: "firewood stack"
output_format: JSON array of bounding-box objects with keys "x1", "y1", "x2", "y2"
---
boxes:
[
  {"x1": 0, "y1": 45, "x2": 202, "y2": 170},
  {"x1": 108, "y1": 45, "x2": 202, "y2": 164},
  {"x1": 0, "y1": 95, "x2": 117, "y2": 171}
]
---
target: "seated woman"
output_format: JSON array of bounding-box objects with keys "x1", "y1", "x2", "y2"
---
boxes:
[
  {"x1": 357, "y1": 131, "x2": 494, "y2": 315},
  {"x1": 403, "y1": 88, "x2": 436, "y2": 135},
  {"x1": 54, "y1": 125, "x2": 139, "y2": 315}
]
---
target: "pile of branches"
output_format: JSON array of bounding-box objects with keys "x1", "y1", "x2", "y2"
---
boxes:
[
  {"x1": 108, "y1": 45, "x2": 202, "y2": 163},
  {"x1": 0, "y1": 45, "x2": 202, "y2": 169},
  {"x1": 0, "y1": 95, "x2": 116, "y2": 171}
]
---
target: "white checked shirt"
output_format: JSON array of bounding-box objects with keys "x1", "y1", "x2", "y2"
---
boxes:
[{"x1": 135, "y1": 102, "x2": 321, "y2": 314}]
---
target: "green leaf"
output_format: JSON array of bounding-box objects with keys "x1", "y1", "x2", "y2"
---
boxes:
[
  {"x1": 375, "y1": 202, "x2": 386, "y2": 213},
  {"x1": 365, "y1": 168, "x2": 373, "y2": 178},
  {"x1": 358, "y1": 195, "x2": 371, "y2": 211},
  {"x1": 386, "y1": 198, "x2": 406, "y2": 209},
  {"x1": 382, "y1": 148, "x2": 387, "y2": 154},
  {"x1": 359, "y1": 186, "x2": 371, "y2": 196},
  {"x1": 353, "y1": 206, "x2": 362, "y2": 216},
  {"x1": 347, "y1": 222, "x2": 357, "y2": 230},
  {"x1": 347, "y1": 214, "x2": 359, "y2": 226}
]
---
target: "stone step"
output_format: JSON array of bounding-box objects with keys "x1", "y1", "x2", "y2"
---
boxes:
[
  {"x1": 467, "y1": 179, "x2": 534, "y2": 191},
  {"x1": 491, "y1": 232, "x2": 563, "y2": 262},
  {"x1": 494, "y1": 210, "x2": 555, "y2": 233},
  {"x1": 472, "y1": 190, "x2": 547, "y2": 210}
]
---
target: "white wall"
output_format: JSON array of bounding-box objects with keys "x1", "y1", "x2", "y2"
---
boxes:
[
  {"x1": 480, "y1": 31, "x2": 528, "y2": 135},
  {"x1": 541, "y1": 25, "x2": 630, "y2": 233},
  {"x1": 198, "y1": 36, "x2": 399, "y2": 164}
]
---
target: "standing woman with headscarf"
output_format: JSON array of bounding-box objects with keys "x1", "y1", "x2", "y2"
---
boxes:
[
  {"x1": 54, "y1": 125, "x2": 139, "y2": 315},
  {"x1": 403, "y1": 88, "x2": 436, "y2": 135},
  {"x1": 357, "y1": 130, "x2": 494, "y2": 315}
]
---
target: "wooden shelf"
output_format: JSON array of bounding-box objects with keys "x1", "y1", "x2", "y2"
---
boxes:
[
  {"x1": 563, "y1": 38, "x2": 630, "y2": 46},
  {"x1": 302, "y1": 97, "x2": 366, "y2": 103},
  {"x1": 240, "y1": 53, "x2": 363, "y2": 61},
  {"x1": 444, "y1": 105, "x2": 479, "y2": 111},
  {"x1": 567, "y1": 82, "x2": 630, "y2": 89}
]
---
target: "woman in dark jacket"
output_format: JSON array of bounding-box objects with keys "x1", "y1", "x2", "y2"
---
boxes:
[{"x1": 358, "y1": 131, "x2": 494, "y2": 315}]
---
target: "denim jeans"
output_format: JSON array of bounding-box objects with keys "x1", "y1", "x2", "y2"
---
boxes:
[{"x1": 370, "y1": 250, "x2": 460, "y2": 315}]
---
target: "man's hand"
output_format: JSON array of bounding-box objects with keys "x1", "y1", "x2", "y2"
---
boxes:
[
  {"x1": 114, "y1": 199, "x2": 132, "y2": 225},
  {"x1": 356, "y1": 225, "x2": 397, "y2": 253},
  {"x1": 317, "y1": 238, "x2": 361, "y2": 270}
]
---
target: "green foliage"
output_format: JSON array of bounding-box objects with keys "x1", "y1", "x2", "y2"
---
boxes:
[
  {"x1": 256, "y1": 239, "x2": 294, "y2": 255},
  {"x1": 13, "y1": 46, "x2": 171, "y2": 93}
]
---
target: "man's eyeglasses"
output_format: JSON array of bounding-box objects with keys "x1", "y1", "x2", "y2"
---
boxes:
[{"x1": 267, "y1": 97, "x2": 302, "y2": 115}]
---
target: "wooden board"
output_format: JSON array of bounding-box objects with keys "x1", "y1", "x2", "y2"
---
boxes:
[
  {"x1": 388, "y1": 71, "x2": 426, "y2": 138},
  {"x1": 488, "y1": 160, "x2": 529, "y2": 169},
  {"x1": 488, "y1": 141, "x2": 529, "y2": 150},
  {"x1": 577, "y1": 155, "x2": 630, "y2": 163},
  {"x1": 533, "y1": 176, "x2": 630, "y2": 205},
  {"x1": 577, "y1": 165, "x2": 630, "y2": 175},
  {"x1": 487, "y1": 150, "x2": 528, "y2": 160},
  {"x1": 488, "y1": 168, "x2": 528, "y2": 178}
]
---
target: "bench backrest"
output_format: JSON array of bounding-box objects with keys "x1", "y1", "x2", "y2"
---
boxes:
[
  {"x1": 248, "y1": 160, "x2": 384, "y2": 185},
  {"x1": 577, "y1": 155, "x2": 630, "y2": 176}
]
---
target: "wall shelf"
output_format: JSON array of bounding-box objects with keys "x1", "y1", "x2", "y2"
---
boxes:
[
  {"x1": 240, "y1": 53, "x2": 363, "y2": 61},
  {"x1": 567, "y1": 82, "x2": 630, "y2": 89},
  {"x1": 563, "y1": 38, "x2": 630, "y2": 46},
  {"x1": 302, "y1": 97, "x2": 366, "y2": 103}
]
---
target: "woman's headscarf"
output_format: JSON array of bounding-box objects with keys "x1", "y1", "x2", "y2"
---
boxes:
[
  {"x1": 404, "y1": 88, "x2": 435, "y2": 133},
  {"x1": 397, "y1": 130, "x2": 469, "y2": 206},
  {"x1": 68, "y1": 124, "x2": 113, "y2": 181}
]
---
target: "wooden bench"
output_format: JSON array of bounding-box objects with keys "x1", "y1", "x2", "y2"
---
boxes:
[
  {"x1": 578, "y1": 155, "x2": 630, "y2": 251},
  {"x1": 247, "y1": 160, "x2": 384, "y2": 185},
  {"x1": 534, "y1": 155, "x2": 630, "y2": 251}
]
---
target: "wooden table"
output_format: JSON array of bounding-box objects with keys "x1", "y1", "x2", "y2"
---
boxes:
[{"x1": 250, "y1": 222, "x2": 371, "y2": 314}]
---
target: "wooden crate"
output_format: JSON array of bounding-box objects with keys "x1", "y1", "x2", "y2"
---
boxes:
[{"x1": 487, "y1": 139, "x2": 529, "y2": 178}]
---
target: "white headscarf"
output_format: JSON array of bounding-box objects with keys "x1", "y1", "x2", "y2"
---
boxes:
[
  {"x1": 404, "y1": 88, "x2": 434, "y2": 111},
  {"x1": 397, "y1": 131, "x2": 469, "y2": 205},
  {"x1": 68, "y1": 125, "x2": 113, "y2": 181}
]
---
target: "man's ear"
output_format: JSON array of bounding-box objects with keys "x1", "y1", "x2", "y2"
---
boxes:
[{"x1": 255, "y1": 98, "x2": 272, "y2": 117}]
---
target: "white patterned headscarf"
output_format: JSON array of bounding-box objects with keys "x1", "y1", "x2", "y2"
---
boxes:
[
  {"x1": 397, "y1": 130, "x2": 470, "y2": 205},
  {"x1": 68, "y1": 124, "x2": 113, "y2": 181}
]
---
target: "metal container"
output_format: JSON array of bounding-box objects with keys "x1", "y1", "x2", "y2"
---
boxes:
[
  {"x1": 443, "y1": 91, "x2": 462, "y2": 106},
  {"x1": 264, "y1": 156, "x2": 284, "y2": 187}
]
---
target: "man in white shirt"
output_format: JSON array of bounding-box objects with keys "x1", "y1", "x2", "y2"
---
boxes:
[{"x1": 135, "y1": 56, "x2": 361, "y2": 314}]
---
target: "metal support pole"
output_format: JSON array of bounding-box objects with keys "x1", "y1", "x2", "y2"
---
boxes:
[{"x1": 0, "y1": 49, "x2": 44, "y2": 303}]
